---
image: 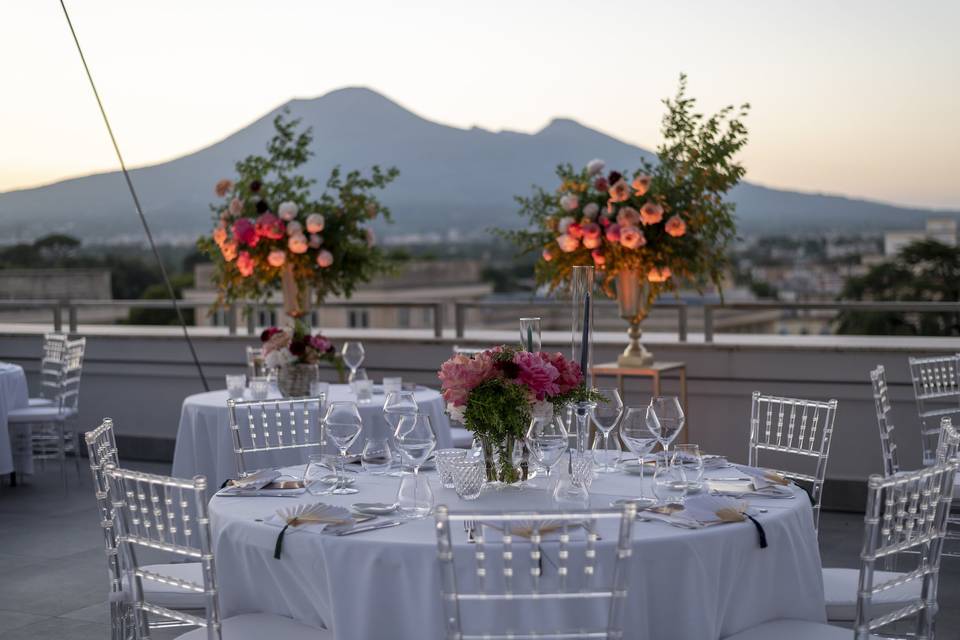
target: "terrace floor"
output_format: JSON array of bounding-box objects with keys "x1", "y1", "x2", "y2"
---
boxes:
[{"x1": 0, "y1": 463, "x2": 958, "y2": 640}]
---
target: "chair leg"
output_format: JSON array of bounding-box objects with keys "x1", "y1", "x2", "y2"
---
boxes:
[
  {"x1": 57, "y1": 423, "x2": 67, "y2": 494},
  {"x1": 71, "y1": 430, "x2": 82, "y2": 479}
]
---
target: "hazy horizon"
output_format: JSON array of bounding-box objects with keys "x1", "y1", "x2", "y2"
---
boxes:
[{"x1": 2, "y1": 1, "x2": 958, "y2": 210}]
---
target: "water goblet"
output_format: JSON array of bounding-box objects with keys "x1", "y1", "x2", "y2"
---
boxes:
[
  {"x1": 620, "y1": 407, "x2": 659, "y2": 507},
  {"x1": 394, "y1": 413, "x2": 437, "y2": 517},
  {"x1": 360, "y1": 437, "x2": 393, "y2": 475},
  {"x1": 323, "y1": 401, "x2": 363, "y2": 495},
  {"x1": 652, "y1": 453, "x2": 688, "y2": 504},
  {"x1": 673, "y1": 443, "x2": 704, "y2": 492},
  {"x1": 225, "y1": 374, "x2": 247, "y2": 399},
  {"x1": 434, "y1": 448, "x2": 466, "y2": 489},
  {"x1": 525, "y1": 412, "x2": 568, "y2": 485},
  {"x1": 351, "y1": 368, "x2": 374, "y2": 404},
  {"x1": 384, "y1": 390, "x2": 418, "y2": 475},
  {"x1": 591, "y1": 388, "x2": 624, "y2": 473},
  {"x1": 341, "y1": 341, "x2": 365, "y2": 382},
  {"x1": 647, "y1": 396, "x2": 685, "y2": 453},
  {"x1": 397, "y1": 473, "x2": 435, "y2": 517}
]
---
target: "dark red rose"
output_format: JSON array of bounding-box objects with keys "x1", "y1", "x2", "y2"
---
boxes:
[
  {"x1": 255, "y1": 199, "x2": 270, "y2": 214},
  {"x1": 607, "y1": 171, "x2": 622, "y2": 185},
  {"x1": 496, "y1": 360, "x2": 520, "y2": 379},
  {"x1": 260, "y1": 327, "x2": 282, "y2": 342},
  {"x1": 250, "y1": 180, "x2": 262, "y2": 193},
  {"x1": 289, "y1": 339, "x2": 307, "y2": 356},
  {"x1": 594, "y1": 177, "x2": 609, "y2": 192}
]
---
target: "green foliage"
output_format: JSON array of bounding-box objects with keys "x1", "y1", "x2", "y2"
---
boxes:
[
  {"x1": 835, "y1": 239, "x2": 960, "y2": 336},
  {"x1": 126, "y1": 273, "x2": 195, "y2": 325}
]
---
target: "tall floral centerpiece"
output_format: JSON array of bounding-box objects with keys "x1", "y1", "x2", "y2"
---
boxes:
[
  {"x1": 261, "y1": 325, "x2": 346, "y2": 395},
  {"x1": 506, "y1": 76, "x2": 749, "y2": 365},
  {"x1": 197, "y1": 111, "x2": 399, "y2": 324},
  {"x1": 438, "y1": 346, "x2": 589, "y2": 483}
]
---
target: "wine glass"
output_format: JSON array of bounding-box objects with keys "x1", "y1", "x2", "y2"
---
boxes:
[
  {"x1": 647, "y1": 396, "x2": 685, "y2": 453},
  {"x1": 652, "y1": 453, "x2": 688, "y2": 504},
  {"x1": 383, "y1": 390, "x2": 418, "y2": 475},
  {"x1": 591, "y1": 388, "x2": 624, "y2": 473},
  {"x1": 323, "y1": 401, "x2": 363, "y2": 495},
  {"x1": 394, "y1": 413, "x2": 437, "y2": 518},
  {"x1": 341, "y1": 341, "x2": 365, "y2": 382},
  {"x1": 525, "y1": 412, "x2": 568, "y2": 484},
  {"x1": 619, "y1": 407, "x2": 659, "y2": 506},
  {"x1": 673, "y1": 443, "x2": 704, "y2": 492}
]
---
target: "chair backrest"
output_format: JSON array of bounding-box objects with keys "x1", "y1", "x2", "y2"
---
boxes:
[
  {"x1": 871, "y1": 366, "x2": 901, "y2": 477},
  {"x1": 937, "y1": 417, "x2": 957, "y2": 463},
  {"x1": 226, "y1": 395, "x2": 326, "y2": 478},
  {"x1": 908, "y1": 353, "x2": 960, "y2": 465},
  {"x1": 748, "y1": 392, "x2": 838, "y2": 530},
  {"x1": 106, "y1": 465, "x2": 220, "y2": 640},
  {"x1": 434, "y1": 505, "x2": 636, "y2": 640},
  {"x1": 52, "y1": 337, "x2": 86, "y2": 413},
  {"x1": 854, "y1": 426, "x2": 959, "y2": 638},
  {"x1": 84, "y1": 419, "x2": 124, "y2": 617},
  {"x1": 37, "y1": 333, "x2": 69, "y2": 399}
]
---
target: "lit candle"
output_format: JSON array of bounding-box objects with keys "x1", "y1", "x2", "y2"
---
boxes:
[{"x1": 580, "y1": 291, "x2": 590, "y2": 375}]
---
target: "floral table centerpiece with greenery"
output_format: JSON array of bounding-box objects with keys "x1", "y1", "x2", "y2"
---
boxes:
[
  {"x1": 261, "y1": 325, "x2": 346, "y2": 395},
  {"x1": 506, "y1": 76, "x2": 749, "y2": 365}
]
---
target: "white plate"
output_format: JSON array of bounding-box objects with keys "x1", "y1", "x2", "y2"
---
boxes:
[{"x1": 352, "y1": 502, "x2": 399, "y2": 516}]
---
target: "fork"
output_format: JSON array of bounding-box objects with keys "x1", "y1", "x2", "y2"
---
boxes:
[{"x1": 464, "y1": 519, "x2": 476, "y2": 543}]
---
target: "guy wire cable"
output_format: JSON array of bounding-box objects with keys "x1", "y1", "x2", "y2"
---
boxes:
[{"x1": 59, "y1": 0, "x2": 209, "y2": 390}]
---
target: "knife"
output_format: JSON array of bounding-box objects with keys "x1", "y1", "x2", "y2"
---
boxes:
[{"x1": 330, "y1": 519, "x2": 404, "y2": 536}]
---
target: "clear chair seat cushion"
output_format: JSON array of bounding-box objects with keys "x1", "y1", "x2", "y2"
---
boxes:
[
  {"x1": 174, "y1": 612, "x2": 331, "y2": 640},
  {"x1": 6, "y1": 406, "x2": 77, "y2": 423},
  {"x1": 122, "y1": 563, "x2": 207, "y2": 610},
  {"x1": 449, "y1": 427, "x2": 474, "y2": 448},
  {"x1": 28, "y1": 397, "x2": 55, "y2": 407},
  {"x1": 722, "y1": 618, "x2": 879, "y2": 640},
  {"x1": 821, "y1": 567, "x2": 921, "y2": 621}
]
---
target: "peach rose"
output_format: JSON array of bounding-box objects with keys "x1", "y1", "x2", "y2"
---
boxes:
[
  {"x1": 212, "y1": 226, "x2": 228, "y2": 246},
  {"x1": 619, "y1": 226, "x2": 646, "y2": 249},
  {"x1": 583, "y1": 235, "x2": 601, "y2": 249},
  {"x1": 220, "y1": 240, "x2": 238, "y2": 262},
  {"x1": 236, "y1": 251, "x2": 255, "y2": 277},
  {"x1": 316, "y1": 250, "x2": 334, "y2": 268},
  {"x1": 607, "y1": 179, "x2": 630, "y2": 203},
  {"x1": 560, "y1": 193, "x2": 580, "y2": 212},
  {"x1": 267, "y1": 250, "x2": 286, "y2": 267},
  {"x1": 616, "y1": 207, "x2": 641, "y2": 227},
  {"x1": 215, "y1": 179, "x2": 234, "y2": 198},
  {"x1": 648, "y1": 267, "x2": 672, "y2": 283},
  {"x1": 542, "y1": 248, "x2": 554, "y2": 262},
  {"x1": 640, "y1": 202, "x2": 664, "y2": 226},
  {"x1": 605, "y1": 223, "x2": 621, "y2": 243},
  {"x1": 556, "y1": 234, "x2": 579, "y2": 253},
  {"x1": 306, "y1": 213, "x2": 325, "y2": 234},
  {"x1": 580, "y1": 222, "x2": 601, "y2": 239},
  {"x1": 665, "y1": 215, "x2": 687, "y2": 237},
  {"x1": 632, "y1": 174, "x2": 652, "y2": 196},
  {"x1": 288, "y1": 234, "x2": 309, "y2": 254},
  {"x1": 591, "y1": 249, "x2": 606, "y2": 266},
  {"x1": 567, "y1": 223, "x2": 583, "y2": 239}
]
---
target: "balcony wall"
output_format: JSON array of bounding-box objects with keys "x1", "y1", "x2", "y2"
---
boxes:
[{"x1": 1, "y1": 325, "x2": 956, "y2": 510}]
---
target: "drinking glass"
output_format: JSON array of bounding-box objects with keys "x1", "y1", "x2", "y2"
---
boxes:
[
  {"x1": 394, "y1": 413, "x2": 437, "y2": 518},
  {"x1": 341, "y1": 341, "x2": 365, "y2": 382},
  {"x1": 225, "y1": 374, "x2": 247, "y2": 399},
  {"x1": 673, "y1": 443, "x2": 704, "y2": 491},
  {"x1": 647, "y1": 396, "x2": 685, "y2": 453},
  {"x1": 249, "y1": 376, "x2": 269, "y2": 401},
  {"x1": 382, "y1": 377, "x2": 403, "y2": 395},
  {"x1": 591, "y1": 430, "x2": 623, "y2": 471},
  {"x1": 397, "y1": 473, "x2": 435, "y2": 517},
  {"x1": 652, "y1": 454, "x2": 688, "y2": 504},
  {"x1": 451, "y1": 456, "x2": 485, "y2": 500},
  {"x1": 351, "y1": 368, "x2": 374, "y2": 404},
  {"x1": 303, "y1": 454, "x2": 333, "y2": 496},
  {"x1": 323, "y1": 401, "x2": 363, "y2": 495},
  {"x1": 591, "y1": 388, "x2": 624, "y2": 473},
  {"x1": 384, "y1": 390, "x2": 418, "y2": 474},
  {"x1": 360, "y1": 437, "x2": 393, "y2": 475},
  {"x1": 525, "y1": 413, "x2": 568, "y2": 483},
  {"x1": 552, "y1": 454, "x2": 591, "y2": 509},
  {"x1": 246, "y1": 346, "x2": 266, "y2": 379},
  {"x1": 434, "y1": 448, "x2": 466, "y2": 489},
  {"x1": 620, "y1": 407, "x2": 659, "y2": 506}
]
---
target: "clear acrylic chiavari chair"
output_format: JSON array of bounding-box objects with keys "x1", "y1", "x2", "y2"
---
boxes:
[
  {"x1": 871, "y1": 366, "x2": 901, "y2": 478},
  {"x1": 434, "y1": 505, "x2": 636, "y2": 640},
  {"x1": 85, "y1": 419, "x2": 207, "y2": 640},
  {"x1": 748, "y1": 392, "x2": 838, "y2": 530},
  {"x1": 105, "y1": 464, "x2": 326, "y2": 640},
  {"x1": 27, "y1": 332, "x2": 69, "y2": 407},
  {"x1": 226, "y1": 395, "x2": 327, "y2": 479},
  {"x1": 908, "y1": 354, "x2": 960, "y2": 466},
  {"x1": 724, "y1": 427, "x2": 960, "y2": 640},
  {"x1": 936, "y1": 417, "x2": 960, "y2": 560}
]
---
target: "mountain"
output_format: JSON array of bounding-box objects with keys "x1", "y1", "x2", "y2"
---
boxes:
[{"x1": 1, "y1": 87, "x2": 956, "y2": 242}]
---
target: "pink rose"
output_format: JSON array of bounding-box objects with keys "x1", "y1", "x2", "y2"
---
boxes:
[
  {"x1": 665, "y1": 214, "x2": 687, "y2": 237},
  {"x1": 220, "y1": 240, "x2": 238, "y2": 262},
  {"x1": 556, "y1": 234, "x2": 579, "y2": 253},
  {"x1": 640, "y1": 202, "x2": 664, "y2": 226},
  {"x1": 583, "y1": 235, "x2": 601, "y2": 249},
  {"x1": 306, "y1": 213, "x2": 325, "y2": 233},
  {"x1": 542, "y1": 248, "x2": 554, "y2": 262},
  {"x1": 619, "y1": 226, "x2": 646, "y2": 249},
  {"x1": 288, "y1": 234, "x2": 309, "y2": 254},
  {"x1": 267, "y1": 250, "x2": 286, "y2": 267},
  {"x1": 309, "y1": 335, "x2": 332, "y2": 353},
  {"x1": 236, "y1": 251, "x2": 255, "y2": 277},
  {"x1": 632, "y1": 174, "x2": 652, "y2": 196},
  {"x1": 212, "y1": 226, "x2": 227, "y2": 246},
  {"x1": 582, "y1": 202, "x2": 600, "y2": 219},
  {"x1": 316, "y1": 250, "x2": 334, "y2": 268},
  {"x1": 594, "y1": 177, "x2": 609, "y2": 192},
  {"x1": 277, "y1": 201, "x2": 299, "y2": 222},
  {"x1": 567, "y1": 223, "x2": 583, "y2": 239},
  {"x1": 232, "y1": 218, "x2": 258, "y2": 248},
  {"x1": 648, "y1": 267, "x2": 672, "y2": 283},
  {"x1": 560, "y1": 193, "x2": 579, "y2": 212},
  {"x1": 514, "y1": 351, "x2": 560, "y2": 401},
  {"x1": 215, "y1": 179, "x2": 233, "y2": 198},
  {"x1": 580, "y1": 222, "x2": 601, "y2": 239},
  {"x1": 586, "y1": 158, "x2": 606, "y2": 176},
  {"x1": 605, "y1": 223, "x2": 621, "y2": 243},
  {"x1": 255, "y1": 213, "x2": 285, "y2": 240},
  {"x1": 608, "y1": 179, "x2": 630, "y2": 203},
  {"x1": 228, "y1": 197, "x2": 243, "y2": 217},
  {"x1": 617, "y1": 207, "x2": 641, "y2": 227},
  {"x1": 591, "y1": 249, "x2": 606, "y2": 266}
]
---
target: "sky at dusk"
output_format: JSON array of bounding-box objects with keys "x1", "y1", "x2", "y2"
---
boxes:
[{"x1": 1, "y1": 0, "x2": 958, "y2": 209}]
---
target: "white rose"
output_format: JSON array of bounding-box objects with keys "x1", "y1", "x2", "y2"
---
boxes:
[
  {"x1": 288, "y1": 234, "x2": 309, "y2": 254},
  {"x1": 316, "y1": 249, "x2": 334, "y2": 268},
  {"x1": 309, "y1": 234, "x2": 323, "y2": 248},
  {"x1": 306, "y1": 213, "x2": 325, "y2": 233},
  {"x1": 587, "y1": 158, "x2": 606, "y2": 176},
  {"x1": 559, "y1": 194, "x2": 579, "y2": 212},
  {"x1": 582, "y1": 202, "x2": 600, "y2": 220},
  {"x1": 286, "y1": 221, "x2": 303, "y2": 236},
  {"x1": 557, "y1": 216, "x2": 575, "y2": 234},
  {"x1": 277, "y1": 201, "x2": 299, "y2": 222},
  {"x1": 556, "y1": 234, "x2": 580, "y2": 253},
  {"x1": 447, "y1": 404, "x2": 466, "y2": 424}
]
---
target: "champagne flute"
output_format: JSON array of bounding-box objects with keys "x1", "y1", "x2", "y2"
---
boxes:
[
  {"x1": 591, "y1": 388, "x2": 624, "y2": 473},
  {"x1": 647, "y1": 396, "x2": 685, "y2": 454},
  {"x1": 525, "y1": 412, "x2": 568, "y2": 484},
  {"x1": 620, "y1": 407, "x2": 658, "y2": 507},
  {"x1": 323, "y1": 401, "x2": 363, "y2": 495},
  {"x1": 341, "y1": 341, "x2": 365, "y2": 382}
]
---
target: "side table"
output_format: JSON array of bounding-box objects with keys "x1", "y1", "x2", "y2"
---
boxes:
[{"x1": 589, "y1": 361, "x2": 689, "y2": 443}]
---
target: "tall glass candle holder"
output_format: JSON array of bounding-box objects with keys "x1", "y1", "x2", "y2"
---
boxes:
[
  {"x1": 519, "y1": 317, "x2": 542, "y2": 352},
  {"x1": 570, "y1": 265, "x2": 595, "y2": 390}
]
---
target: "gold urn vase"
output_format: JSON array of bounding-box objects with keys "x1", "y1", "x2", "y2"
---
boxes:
[{"x1": 615, "y1": 269, "x2": 654, "y2": 367}]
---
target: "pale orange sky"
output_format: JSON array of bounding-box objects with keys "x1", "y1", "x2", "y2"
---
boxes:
[{"x1": 1, "y1": 0, "x2": 958, "y2": 209}]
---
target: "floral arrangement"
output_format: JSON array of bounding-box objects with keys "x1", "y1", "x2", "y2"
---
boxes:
[
  {"x1": 261, "y1": 325, "x2": 345, "y2": 381},
  {"x1": 505, "y1": 75, "x2": 749, "y2": 308},
  {"x1": 197, "y1": 111, "x2": 399, "y2": 312},
  {"x1": 438, "y1": 346, "x2": 590, "y2": 482}
]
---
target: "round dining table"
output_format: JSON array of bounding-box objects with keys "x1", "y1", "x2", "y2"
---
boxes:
[
  {"x1": 0, "y1": 362, "x2": 30, "y2": 476},
  {"x1": 209, "y1": 465, "x2": 826, "y2": 640},
  {"x1": 172, "y1": 385, "x2": 453, "y2": 491}
]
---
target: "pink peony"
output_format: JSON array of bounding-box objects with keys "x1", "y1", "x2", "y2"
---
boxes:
[
  {"x1": 665, "y1": 214, "x2": 687, "y2": 237},
  {"x1": 438, "y1": 352, "x2": 496, "y2": 406},
  {"x1": 605, "y1": 223, "x2": 621, "y2": 243},
  {"x1": 267, "y1": 250, "x2": 286, "y2": 267},
  {"x1": 277, "y1": 201, "x2": 299, "y2": 222},
  {"x1": 583, "y1": 235, "x2": 601, "y2": 249},
  {"x1": 617, "y1": 207, "x2": 641, "y2": 227},
  {"x1": 215, "y1": 179, "x2": 233, "y2": 198},
  {"x1": 594, "y1": 176, "x2": 609, "y2": 192},
  {"x1": 228, "y1": 197, "x2": 244, "y2": 217},
  {"x1": 255, "y1": 213, "x2": 285, "y2": 240},
  {"x1": 556, "y1": 234, "x2": 579, "y2": 253},
  {"x1": 587, "y1": 158, "x2": 606, "y2": 176},
  {"x1": 316, "y1": 250, "x2": 334, "y2": 268},
  {"x1": 220, "y1": 240, "x2": 238, "y2": 262},
  {"x1": 640, "y1": 202, "x2": 664, "y2": 226},
  {"x1": 540, "y1": 351, "x2": 583, "y2": 394},
  {"x1": 542, "y1": 248, "x2": 554, "y2": 262},
  {"x1": 513, "y1": 351, "x2": 560, "y2": 401},
  {"x1": 306, "y1": 213, "x2": 325, "y2": 233},
  {"x1": 619, "y1": 226, "x2": 646, "y2": 249},
  {"x1": 309, "y1": 335, "x2": 332, "y2": 353},
  {"x1": 232, "y1": 218, "x2": 258, "y2": 248},
  {"x1": 632, "y1": 174, "x2": 652, "y2": 196},
  {"x1": 236, "y1": 251, "x2": 255, "y2": 277},
  {"x1": 591, "y1": 249, "x2": 606, "y2": 266},
  {"x1": 648, "y1": 267, "x2": 672, "y2": 283},
  {"x1": 608, "y1": 179, "x2": 630, "y2": 203},
  {"x1": 582, "y1": 202, "x2": 600, "y2": 219},
  {"x1": 560, "y1": 193, "x2": 579, "y2": 212},
  {"x1": 288, "y1": 234, "x2": 309, "y2": 254}
]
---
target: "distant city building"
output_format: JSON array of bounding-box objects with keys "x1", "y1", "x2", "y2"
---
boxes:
[{"x1": 883, "y1": 218, "x2": 958, "y2": 256}]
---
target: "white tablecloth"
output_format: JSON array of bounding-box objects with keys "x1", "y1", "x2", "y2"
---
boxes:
[
  {"x1": 172, "y1": 386, "x2": 452, "y2": 489},
  {"x1": 0, "y1": 363, "x2": 29, "y2": 476},
  {"x1": 209, "y1": 467, "x2": 826, "y2": 640}
]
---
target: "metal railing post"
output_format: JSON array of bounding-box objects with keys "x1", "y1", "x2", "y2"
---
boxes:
[
  {"x1": 704, "y1": 306, "x2": 714, "y2": 343},
  {"x1": 52, "y1": 304, "x2": 62, "y2": 333},
  {"x1": 432, "y1": 303, "x2": 444, "y2": 338},
  {"x1": 227, "y1": 303, "x2": 237, "y2": 336},
  {"x1": 677, "y1": 305, "x2": 687, "y2": 342},
  {"x1": 246, "y1": 305, "x2": 256, "y2": 336},
  {"x1": 455, "y1": 303, "x2": 466, "y2": 338},
  {"x1": 68, "y1": 304, "x2": 78, "y2": 334}
]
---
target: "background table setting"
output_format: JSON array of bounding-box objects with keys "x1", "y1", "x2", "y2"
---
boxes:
[{"x1": 0, "y1": 361, "x2": 30, "y2": 476}]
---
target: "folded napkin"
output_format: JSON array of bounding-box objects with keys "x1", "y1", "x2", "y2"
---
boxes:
[
  {"x1": 264, "y1": 503, "x2": 354, "y2": 559},
  {"x1": 218, "y1": 469, "x2": 305, "y2": 497},
  {"x1": 229, "y1": 468, "x2": 280, "y2": 490},
  {"x1": 678, "y1": 494, "x2": 767, "y2": 548},
  {"x1": 701, "y1": 455, "x2": 730, "y2": 471}
]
